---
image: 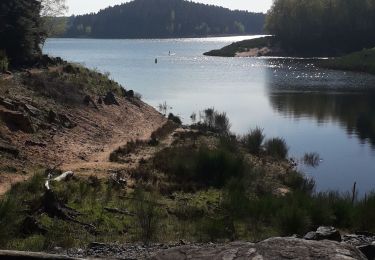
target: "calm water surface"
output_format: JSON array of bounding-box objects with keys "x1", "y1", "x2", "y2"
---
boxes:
[{"x1": 44, "y1": 36, "x2": 375, "y2": 195}]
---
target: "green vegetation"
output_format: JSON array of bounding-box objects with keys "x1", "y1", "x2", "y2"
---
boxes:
[
  {"x1": 191, "y1": 108, "x2": 231, "y2": 135},
  {"x1": 204, "y1": 36, "x2": 274, "y2": 57},
  {"x1": 264, "y1": 138, "x2": 289, "y2": 160},
  {"x1": 241, "y1": 127, "x2": 265, "y2": 155},
  {"x1": 0, "y1": 0, "x2": 45, "y2": 67},
  {"x1": 167, "y1": 113, "x2": 182, "y2": 125},
  {"x1": 319, "y1": 48, "x2": 375, "y2": 75},
  {"x1": 1, "y1": 117, "x2": 375, "y2": 250},
  {"x1": 207, "y1": 0, "x2": 375, "y2": 57},
  {"x1": 64, "y1": 0, "x2": 265, "y2": 39},
  {"x1": 266, "y1": 0, "x2": 375, "y2": 55},
  {"x1": 27, "y1": 64, "x2": 123, "y2": 104}
]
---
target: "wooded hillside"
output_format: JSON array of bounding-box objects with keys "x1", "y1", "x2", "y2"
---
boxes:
[{"x1": 64, "y1": 0, "x2": 265, "y2": 38}]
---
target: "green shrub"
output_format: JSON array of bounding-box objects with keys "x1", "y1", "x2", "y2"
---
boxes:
[
  {"x1": 168, "y1": 113, "x2": 182, "y2": 125},
  {"x1": 355, "y1": 192, "x2": 375, "y2": 232},
  {"x1": 0, "y1": 197, "x2": 17, "y2": 246},
  {"x1": 222, "y1": 178, "x2": 251, "y2": 219},
  {"x1": 214, "y1": 112, "x2": 231, "y2": 135},
  {"x1": 277, "y1": 202, "x2": 311, "y2": 236},
  {"x1": 242, "y1": 127, "x2": 265, "y2": 155},
  {"x1": 198, "y1": 216, "x2": 235, "y2": 242},
  {"x1": 193, "y1": 108, "x2": 231, "y2": 135},
  {"x1": 264, "y1": 138, "x2": 289, "y2": 159},
  {"x1": 282, "y1": 171, "x2": 315, "y2": 194},
  {"x1": 154, "y1": 145, "x2": 247, "y2": 189}
]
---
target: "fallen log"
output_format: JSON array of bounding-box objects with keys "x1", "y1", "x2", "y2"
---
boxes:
[
  {"x1": 53, "y1": 171, "x2": 74, "y2": 182},
  {"x1": 0, "y1": 250, "x2": 80, "y2": 260},
  {"x1": 41, "y1": 170, "x2": 96, "y2": 232},
  {"x1": 104, "y1": 207, "x2": 134, "y2": 216}
]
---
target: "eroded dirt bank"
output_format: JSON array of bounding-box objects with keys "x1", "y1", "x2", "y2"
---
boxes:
[{"x1": 0, "y1": 65, "x2": 166, "y2": 195}]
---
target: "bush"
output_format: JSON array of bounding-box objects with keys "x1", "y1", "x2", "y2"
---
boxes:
[
  {"x1": 193, "y1": 108, "x2": 231, "y2": 135},
  {"x1": 264, "y1": 138, "x2": 289, "y2": 159},
  {"x1": 214, "y1": 112, "x2": 231, "y2": 135},
  {"x1": 0, "y1": 197, "x2": 17, "y2": 246},
  {"x1": 355, "y1": 192, "x2": 375, "y2": 232},
  {"x1": 109, "y1": 140, "x2": 146, "y2": 162},
  {"x1": 198, "y1": 216, "x2": 235, "y2": 242},
  {"x1": 242, "y1": 127, "x2": 265, "y2": 155},
  {"x1": 277, "y1": 202, "x2": 311, "y2": 236},
  {"x1": 153, "y1": 145, "x2": 247, "y2": 189},
  {"x1": 282, "y1": 171, "x2": 315, "y2": 194},
  {"x1": 168, "y1": 113, "x2": 182, "y2": 125}
]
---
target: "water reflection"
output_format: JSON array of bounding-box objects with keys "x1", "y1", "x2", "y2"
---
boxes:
[{"x1": 269, "y1": 91, "x2": 375, "y2": 148}]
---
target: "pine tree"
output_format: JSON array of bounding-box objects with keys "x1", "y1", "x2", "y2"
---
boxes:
[{"x1": 0, "y1": 0, "x2": 45, "y2": 67}]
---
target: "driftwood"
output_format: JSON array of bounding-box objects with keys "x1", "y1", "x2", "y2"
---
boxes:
[
  {"x1": 104, "y1": 207, "x2": 134, "y2": 216},
  {"x1": 40, "y1": 171, "x2": 96, "y2": 232},
  {"x1": 110, "y1": 172, "x2": 127, "y2": 186}
]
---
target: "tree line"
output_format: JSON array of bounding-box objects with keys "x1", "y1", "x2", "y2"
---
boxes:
[
  {"x1": 0, "y1": 0, "x2": 67, "y2": 68},
  {"x1": 266, "y1": 0, "x2": 375, "y2": 54},
  {"x1": 64, "y1": 0, "x2": 265, "y2": 38}
]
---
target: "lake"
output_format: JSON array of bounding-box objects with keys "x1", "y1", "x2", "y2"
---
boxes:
[{"x1": 44, "y1": 36, "x2": 375, "y2": 195}]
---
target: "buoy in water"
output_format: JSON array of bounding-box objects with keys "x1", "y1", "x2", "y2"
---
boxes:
[{"x1": 155, "y1": 58, "x2": 158, "y2": 64}]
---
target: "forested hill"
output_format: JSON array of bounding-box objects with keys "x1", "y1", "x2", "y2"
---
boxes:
[{"x1": 64, "y1": 0, "x2": 265, "y2": 38}]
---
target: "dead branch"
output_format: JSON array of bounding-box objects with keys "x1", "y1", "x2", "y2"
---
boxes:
[{"x1": 104, "y1": 207, "x2": 134, "y2": 216}]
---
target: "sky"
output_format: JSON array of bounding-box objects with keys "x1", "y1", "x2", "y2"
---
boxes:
[{"x1": 66, "y1": 0, "x2": 273, "y2": 15}]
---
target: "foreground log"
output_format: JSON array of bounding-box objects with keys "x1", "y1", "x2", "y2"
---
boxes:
[
  {"x1": 104, "y1": 207, "x2": 134, "y2": 216},
  {"x1": 0, "y1": 250, "x2": 80, "y2": 260},
  {"x1": 40, "y1": 171, "x2": 96, "y2": 232}
]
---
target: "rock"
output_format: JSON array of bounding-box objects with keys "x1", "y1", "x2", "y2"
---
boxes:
[
  {"x1": 304, "y1": 231, "x2": 318, "y2": 240},
  {"x1": 0, "y1": 97, "x2": 16, "y2": 110},
  {"x1": 343, "y1": 233, "x2": 375, "y2": 260},
  {"x1": 0, "y1": 109, "x2": 35, "y2": 133},
  {"x1": 103, "y1": 91, "x2": 120, "y2": 106},
  {"x1": 126, "y1": 90, "x2": 134, "y2": 98},
  {"x1": 21, "y1": 103, "x2": 40, "y2": 117},
  {"x1": 0, "y1": 141, "x2": 19, "y2": 156},
  {"x1": 83, "y1": 95, "x2": 99, "y2": 109},
  {"x1": 151, "y1": 238, "x2": 366, "y2": 260},
  {"x1": 58, "y1": 114, "x2": 76, "y2": 129},
  {"x1": 304, "y1": 226, "x2": 342, "y2": 242},
  {"x1": 48, "y1": 110, "x2": 57, "y2": 123},
  {"x1": 357, "y1": 244, "x2": 375, "y2": 260}
]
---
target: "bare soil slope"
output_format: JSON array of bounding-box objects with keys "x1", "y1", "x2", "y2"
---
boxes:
[{"x1": 0, "y1": 66, "x2": 166, "y2": 195}]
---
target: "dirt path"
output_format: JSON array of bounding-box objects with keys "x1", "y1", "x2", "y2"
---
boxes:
[{"x1": 61, "y1": 127, "x2": 180, "y2": 180}]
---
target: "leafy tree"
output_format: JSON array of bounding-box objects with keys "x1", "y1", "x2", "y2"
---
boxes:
[
  {"x1": 0, "y1": 0, "x2": 45, "y2": 66},
  {"x1": 40, "y1": 0, "x2": 69, "y2": 37}
]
